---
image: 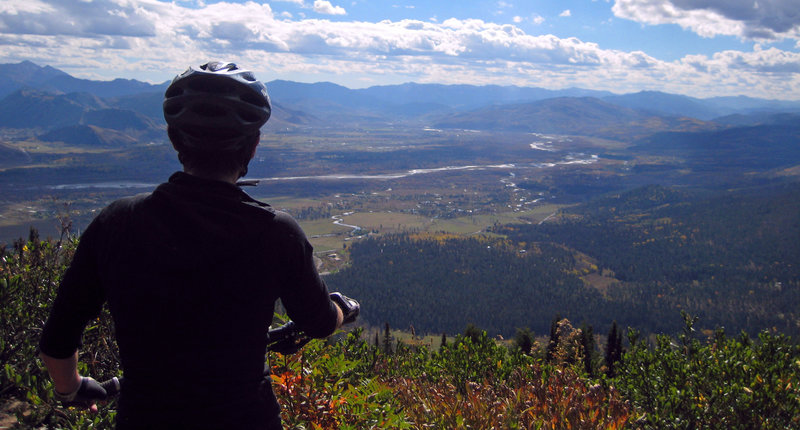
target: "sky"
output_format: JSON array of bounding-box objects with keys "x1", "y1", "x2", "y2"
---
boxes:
[{"x1": 1, "y1": 0, "x2": 799, "y2": 100}]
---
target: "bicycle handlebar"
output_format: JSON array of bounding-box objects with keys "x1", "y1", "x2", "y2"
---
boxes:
[
  {"x1": 265, "y1": 320, "x2": 312, "y2": 355},
  {"x1": 267, "y1": 293, "x2": 360, "y2": 354}
]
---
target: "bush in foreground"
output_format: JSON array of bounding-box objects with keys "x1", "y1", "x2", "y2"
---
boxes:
[{"x1": 2, "y1": 234, "x2": 799, "y2": 429}]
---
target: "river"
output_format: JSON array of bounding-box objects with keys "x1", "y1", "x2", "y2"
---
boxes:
[{"x1": 43, "y1": 154, "x2": 598, "y2": 190}]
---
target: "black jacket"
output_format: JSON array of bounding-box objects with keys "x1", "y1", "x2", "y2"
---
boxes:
[{"x1": 40, "y1": 172, "x2": 339, "y2": 429}]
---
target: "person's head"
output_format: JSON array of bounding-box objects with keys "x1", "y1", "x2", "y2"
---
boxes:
[{"x1": 163, "y1": 61, "x2": 271, "y2": 180}]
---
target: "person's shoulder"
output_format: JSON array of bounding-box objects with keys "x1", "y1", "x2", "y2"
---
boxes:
[
  {"x1": 95, "y1": 192, "x2": 152, "y2": 222},
  {"x1": 238, "y1": 194, "x2": 280, "y2": 222},
  {"x1": 254, "y1": 209, "x2": 305, "y2": 240},
  {"x1": 107, "y1": 192, "x2": 151, "y2": 211},
  {"x1": 268, "y1": 209, "x2": 301, "y2": 231}
]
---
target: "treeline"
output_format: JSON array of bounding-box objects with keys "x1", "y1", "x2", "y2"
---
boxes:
[
  {"x1": 326, "y1": 232, "x2": 645, "y2": 337},
  {"x1": 290, "y1": 205, "x2": 333, "y2": 221},
  {"x1": 327, "y1": 182, "x2": 800, "y2": 338}
]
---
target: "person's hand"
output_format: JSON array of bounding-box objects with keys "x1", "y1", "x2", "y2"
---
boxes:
[
  {"x1": 54, "y1": 376, "x2": 113, "y2": 411},
  {"x1": 330, "y1": 292, "x2": 360, "y2": 324}
]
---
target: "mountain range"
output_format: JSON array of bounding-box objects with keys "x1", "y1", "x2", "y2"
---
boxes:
[{"x1": 0, "y1": 61, "x2": 799, "y2": 148}]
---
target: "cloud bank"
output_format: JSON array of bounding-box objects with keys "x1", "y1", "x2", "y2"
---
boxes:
[
  {"x1": 0, "y1": 0, "x2": 798, "y2": 99},
  {"x1": 613, "y1": 0, "x2": 800, "y2": 41}
]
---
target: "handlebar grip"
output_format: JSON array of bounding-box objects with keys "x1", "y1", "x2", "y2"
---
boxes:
[
  {"x1": 266, "y1": 321, "x2": 312, "y2": 354},
  {"x1": 100, "y1": 377, "x2": 121, "y2": 398},
  {"x1": 267, "y1": 321, "x2": 297, "y2": 343}
]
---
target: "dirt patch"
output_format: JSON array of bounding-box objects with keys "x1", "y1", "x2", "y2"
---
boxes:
[
  {"x1": 0, "y1": 399, "x2": 22, "y2": 429},
  {"x1": 581, "y1": 273, "x2": 621, "y2": 295}
]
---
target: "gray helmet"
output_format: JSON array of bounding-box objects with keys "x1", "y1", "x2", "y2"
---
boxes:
[{"x1": 163, "y1": 62, "x2": 271, "y2": 149}]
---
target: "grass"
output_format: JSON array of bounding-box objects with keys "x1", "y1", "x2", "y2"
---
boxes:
[
  {"x1": 9, "y1": 139, "x2": 120, "y2": 154},
  {"x1": 300, "y1": 204, "x2": 564, "y2": 256},
  {"x1": 337, "y1": 212, "x2": 432, "y2": 233},
  {"x1": 425, "y1": 205, "x2": 562, "y2": 234}
]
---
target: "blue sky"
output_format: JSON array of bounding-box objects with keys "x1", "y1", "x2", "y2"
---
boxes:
[{"x1": 1, "y1": 0, "x2": 799, "y2": 99}]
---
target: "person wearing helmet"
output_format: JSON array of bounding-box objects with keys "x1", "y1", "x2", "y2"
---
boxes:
[{"x1": 38, "y1": 62, "x2": 358, "y2": 429}]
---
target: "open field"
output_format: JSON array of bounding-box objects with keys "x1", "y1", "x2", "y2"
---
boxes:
[
  {"x1": 336, "y1": 211, "x2": 432, "y2": 233},
  {"x1": 299, "y1": 203, "x2": 565, "y2": 261}
]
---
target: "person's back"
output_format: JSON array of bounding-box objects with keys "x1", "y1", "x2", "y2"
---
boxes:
[
  {"x1": 101, "y1": 174, "x2": 335, "y2": 428},
  {"x1": 38, "y1": 62, "x2": 356, "y2": 429}
]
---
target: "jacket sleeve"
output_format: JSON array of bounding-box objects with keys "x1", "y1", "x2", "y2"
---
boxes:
[
  {"x1": 274, "y1": 212, "x2": 339, "y2": 339},
  {"x1": 39, "y1": 220, "x2": 107, "y2": 359}
]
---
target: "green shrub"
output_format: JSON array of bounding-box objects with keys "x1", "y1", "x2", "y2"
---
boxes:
[
  {"x1": 1, "y1": 230, "x2": 119, "y2": 429},
  {"x1": 615, "y1": 313, "x2": 800, "y2": 429}
]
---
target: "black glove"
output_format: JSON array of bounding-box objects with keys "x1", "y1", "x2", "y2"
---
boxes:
[
  {"x1": 266, "y1": 321, "x2": 311, "y2": 355},
  {"x1": 54, "y1": 376, "x2": 120, "y2": 408},
  {"x1": 330, "y1": 292, "x2": 360, "y2": 324}
]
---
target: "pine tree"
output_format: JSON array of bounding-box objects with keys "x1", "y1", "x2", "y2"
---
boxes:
[
  {"x1": 605, "y1": 321, "x2": 622, "y2": 378},
  {"x1": 463, "y1": 323, "x2": 482, "y2": 344},
  {"x1": 546, "y1": 314, "x2": 562, "y2": 363},
  {"x1": 514, "y1": 327, "x2": 534, "y2": 355},
  {"x1": 579, "y1": 322, "x2": 595, "y2": 377},
  {"x1": 383, "y1": 322, "x2": 392, "y2": 355}
]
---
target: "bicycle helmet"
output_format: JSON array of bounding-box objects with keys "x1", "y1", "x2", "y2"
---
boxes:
[{"x1": 163, "y1": 61, "x2": 271, "y2": 150}]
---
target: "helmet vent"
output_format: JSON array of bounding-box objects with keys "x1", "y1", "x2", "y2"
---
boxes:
[
  {"x1": 187, "y1": 80, "x2": 236, "y2": 95},
  {"x1": 191, "y1": 103, "x2": 228, "y2": 118},
  {"x1": 240, "y1": 92, "x2": 267, "y2": 108},
  {"x1": 163, "y1": 104, "x2": 182, "y2": 116},
  {"x1": 238, "y1": 109, "x2": 262, "y2": 123},
  {"x1": 165, "y1": 86, "x2": 184, "y2": 98}
]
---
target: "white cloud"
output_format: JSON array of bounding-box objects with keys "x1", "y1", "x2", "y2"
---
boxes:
[
  {"x1": 532, "y1": 14, "x2": 545, "y2": 25},
  {"x1": 559, "y1": 9, "x2": 571, "y2": 17},
  {"x1": 513, "y1": 16, "x2": 522, "y2": 23},
  {"x1": 313, "y1": 0, "x2": 346, "y2": 15},
  {"x1": 0, "y1": 0, "x2": 157, "y2": 37},
  {"x1": 0, "y1": 0, "x2": 55, "y2": 14},
  {"x1": 612, "y1": 0, "x2": 800, "y2": 41},
  {"x1": 0, "y1": 0, "x2": 797, "y2": 98}
]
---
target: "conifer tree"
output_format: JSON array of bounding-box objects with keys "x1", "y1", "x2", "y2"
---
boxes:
[
  {"x1": 546, "y1": 314, "x2": 562, "y2": 363},
  {"x1": 605, "y1": 321, "x2": 622, "y2": 378},
  {"x1": 579, "y1": 322, "x2": 595, "y2": 377},
  {"x1": 514, "y1": 327, "x2": 534, "y2": 355},
  {"x1": 463, "y1": 323, "x2": 481, "y2": 344},
  {"x1": 383, "y1": 322, "x2": 392, "y2": 355}
]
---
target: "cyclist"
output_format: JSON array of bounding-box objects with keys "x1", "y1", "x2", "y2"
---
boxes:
[{"x1": 38, "y1": 62, "x2": 358, "y2": 429}]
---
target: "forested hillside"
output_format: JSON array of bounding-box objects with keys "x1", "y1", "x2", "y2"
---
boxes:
[
  {"x1": 328, "y1": 183, "x2": 800, "y2": 338},
  {"x1": 499, "y1": 183, "x2": 800, "y2": 335},
  {"x1": 327, "y1": 233, "x2": 612, "y2": 337}
]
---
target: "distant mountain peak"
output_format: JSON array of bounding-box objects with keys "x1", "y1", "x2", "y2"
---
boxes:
[
  {"x1": 0, "y1": 61, "x2": 163, "y2": 99},
  {"x1": 0, "y1": 61, "x2": 70, "y2": 86}
]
